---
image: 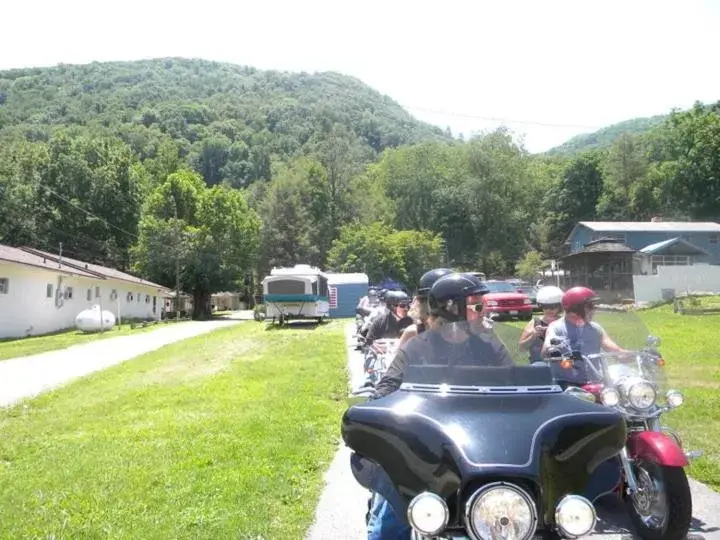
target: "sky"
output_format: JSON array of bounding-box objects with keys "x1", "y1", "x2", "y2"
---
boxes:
[{"x1": 2, "y1": 0, "x2": 719, "y2": 153}]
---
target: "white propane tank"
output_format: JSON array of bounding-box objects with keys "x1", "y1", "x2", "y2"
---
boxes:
[{"x1": 75, "y1": 304, "x2": 117, "y2": 333}]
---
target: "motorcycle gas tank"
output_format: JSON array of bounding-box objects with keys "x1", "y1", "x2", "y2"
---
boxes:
[{"x1": 342, "y1": 390, "x2": 626, "y2": 500}]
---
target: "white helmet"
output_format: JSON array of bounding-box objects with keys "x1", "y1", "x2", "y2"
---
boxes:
[{"x1": 536, "y1": 286, "x2": 563, "y2": 307}]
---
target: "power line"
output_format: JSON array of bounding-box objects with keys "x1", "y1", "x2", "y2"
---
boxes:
[
  {"x1": 400, "y1": 104, "x2": 604, "y2": 130},
  {"x1": 36, "y1": 183, "x2": 139, "y2": 240}
]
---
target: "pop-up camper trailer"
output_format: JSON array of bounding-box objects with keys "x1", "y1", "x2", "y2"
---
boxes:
[{"x1": 261, "y1": 264, "x2": 330, "y2": 325}]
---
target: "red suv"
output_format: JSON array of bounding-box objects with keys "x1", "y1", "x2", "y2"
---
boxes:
[{"x1": 481, "y1": 280, "x2": 534, "y2": 321}]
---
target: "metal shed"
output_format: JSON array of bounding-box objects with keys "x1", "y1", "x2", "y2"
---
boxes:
[{"x1": 326, "y1": 273, "x2": 369, "y2": 318}]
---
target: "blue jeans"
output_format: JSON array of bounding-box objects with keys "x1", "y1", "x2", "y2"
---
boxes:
[
  {"x1": 351, "y1": 453, "x2": 411, "y2": 539},
  {"x1": 367, "y1": 492, "x2": 411, "y2": 540}
]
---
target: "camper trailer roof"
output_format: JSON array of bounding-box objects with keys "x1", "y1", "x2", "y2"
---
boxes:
[
  {"x1": 263, "y1": 274, "x2": 318, "y2": 284},
  {"x1": 269, "y1": 264, "x2": 327, "y2": 277}
]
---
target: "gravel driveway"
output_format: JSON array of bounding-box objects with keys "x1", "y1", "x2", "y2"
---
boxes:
[
  {"x1": 0, "y1": 320, "x2": 239, "y2": 408},
  {"x1": 306, "y1": 323, "x2": 720, "y2": 540}
]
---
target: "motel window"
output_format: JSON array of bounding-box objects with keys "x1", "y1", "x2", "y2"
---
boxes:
[
  {"x1": 137, "y1": 292, "x2": 141, "y2": 303},
  {"x1": 0, "y1": 278, "x2": 8, "y2": 294},
  {"x1": 95, "y1": 286, "x2": 101, "y2": 298},
  {"x1": 110, "y1": 289, "x2": 118, "y2": 301},
  {"x1": 127, "y1": 292, "x2": 134, "y2": 302},
  {"x1": 65, "y1": 287, "x2": 74, "y2": 300},
  {"x1": 46, "y1": 284, "x2": 53, "y2": 298},
  {"x1": 145, "y1": 294, "x2": 150, "y2": 303},
  {"x1": 87, "y1": 288, "x2": 92, "y2": 301}
]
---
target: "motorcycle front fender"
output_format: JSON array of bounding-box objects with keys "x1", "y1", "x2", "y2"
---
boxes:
[{"x1": 627, "y1": 431, "x2": 688, "y2": 467}]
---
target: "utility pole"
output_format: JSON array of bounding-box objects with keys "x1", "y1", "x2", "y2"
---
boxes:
[{"x1": 174, "y1": 203, "x2": 181, "y2": 323}]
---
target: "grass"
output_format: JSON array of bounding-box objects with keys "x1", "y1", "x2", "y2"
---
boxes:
[
  {"x1": 0, "y1": 319, "x2": 348, "y2": 538},
  {"x1": 639, "y1": 304, "x2": 720, "y2": 490},
  {"x1": 0, "y1": 321, "x2": 184, "y2": 361}
]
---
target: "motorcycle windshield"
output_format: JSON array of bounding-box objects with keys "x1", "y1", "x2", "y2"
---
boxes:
[
  {"x1": 400, "y1": 318, "x2": 555, "y2": 389},
  {"x1": 545, "y1": 310, "x2": 670, "y2": 414}
]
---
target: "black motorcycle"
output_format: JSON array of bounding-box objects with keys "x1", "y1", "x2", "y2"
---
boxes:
[{"x1": 343, "y1": 319, "x2": 627, "y2": 540}]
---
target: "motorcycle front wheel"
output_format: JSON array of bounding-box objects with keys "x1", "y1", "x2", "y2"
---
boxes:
[{"x1": 627, "y1": 460, "x2": 692, "y2": 540}]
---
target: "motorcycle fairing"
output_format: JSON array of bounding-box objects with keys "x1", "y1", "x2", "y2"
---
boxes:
[{"x1": 343, "y1": 390, "x2": 626, "y2": 526}]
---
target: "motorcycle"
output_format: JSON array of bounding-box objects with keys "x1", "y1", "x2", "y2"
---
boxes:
[
  {"x1": 344, "y1": 318, "x2": 627, "y2": 539},
  {"x1": 543, "y1": 310, "x2": 699, "y2": 540},
  {"x1": 362, "y1": 338, "x2": 400, "y2": 387}
]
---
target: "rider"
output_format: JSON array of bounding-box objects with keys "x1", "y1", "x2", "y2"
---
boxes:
[
  {"x1": 518, "y1": 285, "x2": 564, "y2": 363},
  {"x1": 396, "y1": 268, "x2": 454, "y2": 349},
  {"x1": 364, "y1": 272, "x2": 512, "y2": 540},
  {"x1": 541, "y1": 286, "x2": 623, "y2": 357},
  {"x1": 356, "y1": 287, "x2": 380, "y2": 314},
  {"x1": 374, "y1": 273, "x2": 503, "y2": 398},
  {"x1": 365, "y1": 290, "x2": 413, "y2": 347}
]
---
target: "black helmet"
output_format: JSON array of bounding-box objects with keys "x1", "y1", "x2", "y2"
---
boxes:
[
  {"x1": 428, "y1": 272, "x2": 489, "y2": 322},
  {"x1": 385, "y1": 290, "x2": 410, "y2": 307},
  {"x1": 416, "y1": 268, "x2": 454, "y2": 297}
]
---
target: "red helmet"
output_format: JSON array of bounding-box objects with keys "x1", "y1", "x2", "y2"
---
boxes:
[{"x1": 562, "y1": 286, "x2": 600, "y2": 312}]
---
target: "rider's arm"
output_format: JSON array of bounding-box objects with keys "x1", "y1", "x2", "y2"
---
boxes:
[
  {"x1": 373, "y1": 350, "x2": 407, "y2": 398},
  {"x1": 518, "y1": 319, "x2": 537, "y2": 350},
  {"x1": 601, "y1": 330, "x2": 625, "y2": 352},
  {"x1": 398, "y1": 324, "x2": 418, "y2": 349},
  {"x1": 365, "y1": 313, "x2": 388, "y2": 345}
]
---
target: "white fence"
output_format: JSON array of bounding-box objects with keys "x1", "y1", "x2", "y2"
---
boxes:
[{"x1": 633, "y1": 264, "x2": 720, "y2": 303}]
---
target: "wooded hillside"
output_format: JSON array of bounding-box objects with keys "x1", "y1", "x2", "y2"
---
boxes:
[{"x1": 1, "y1": 58, "x2": 718, "y2": 317}]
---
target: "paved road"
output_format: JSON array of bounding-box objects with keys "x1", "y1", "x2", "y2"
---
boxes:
[
  {"x1": 307, "y1": 323, "x2": 720, "y2": 539},
  {"x1": 0, "y1": 320, "x2": 239, "y2": 408}
]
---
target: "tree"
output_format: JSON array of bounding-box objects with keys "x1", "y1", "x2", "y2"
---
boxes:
[
  {"x1": 326, "y1": 222, "x2": 407, "y2": 283},
  {"x1": 326, "y1": 222, "x2": 445, "y2": 285},
  {"x1": 132, "y1": 170, "x2": 260, "y2": 319},
  {"x1": 257, "y1": 161, "x2": 319, "y2": 273},
  {"x1": 596, "y1": 134, "x2": 648, "y2": 219},
  {"x1": 515, "y1": 251, "x2": 546, "y2": 282},
  {"x1": 540, "y1": 150, "x2": 604, "y2": 257},
  {"x1": 651, "y1": 102, "x2": 720, "y2": 219}
]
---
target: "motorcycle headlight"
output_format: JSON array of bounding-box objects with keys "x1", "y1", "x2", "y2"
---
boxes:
[
  {"x1": 555, "y1": 495, "x2": 596, "y2": 538},
  {"x1": 600, "y1": 387, "x2": 620, "y2": 407},
  {"x1": 466, "y1": 483, "x2": 537, "y2": 540},
  {"x1": 627, "y1": 381, "x2": 656, "y2": 410},
  {"x1": 407, "y1": 492, "x2": 449, "y2": 536},
  {"x1": 666, "y1": 389, "x2": 684, "y2": 408}
]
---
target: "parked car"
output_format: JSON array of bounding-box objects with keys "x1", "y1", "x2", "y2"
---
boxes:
[
  {"x1": 481, "y1": 280, "x2": 534, "y2": 320},
  {"x1": 515, "y1": 284, "x2": 540, "y2": 311}
]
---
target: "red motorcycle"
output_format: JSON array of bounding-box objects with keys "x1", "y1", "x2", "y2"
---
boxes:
[{"x1": 545, "y1": 312, "x2": 700, "y2": 540}]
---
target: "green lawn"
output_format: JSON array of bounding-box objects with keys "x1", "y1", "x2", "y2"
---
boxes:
[
  {"x1": 640, "y1": 305, "x2": 720, "y2": 490},
  {"x1": 0, "y1": 321, "x2": 184, "y2": 361},
  {"x1": 0, "y1": 320, "x2": 348, "y2": 538}
]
